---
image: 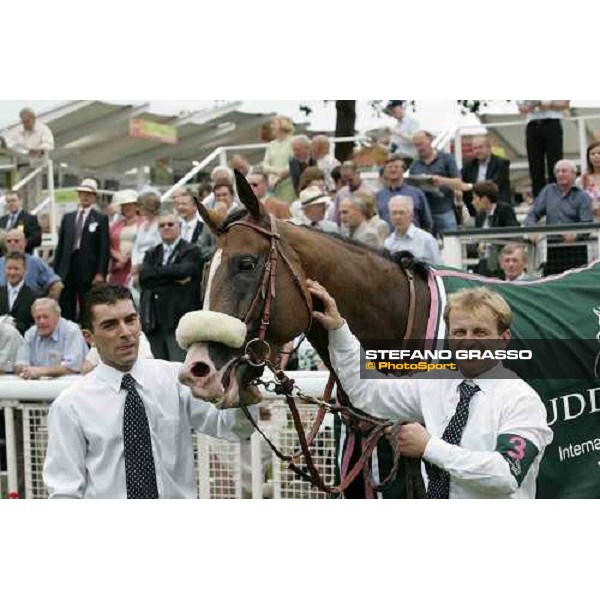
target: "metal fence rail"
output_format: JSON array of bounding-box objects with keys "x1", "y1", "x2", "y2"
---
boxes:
[{"x1": 0, "y1": 372, "x2": 334, "y2": 500}]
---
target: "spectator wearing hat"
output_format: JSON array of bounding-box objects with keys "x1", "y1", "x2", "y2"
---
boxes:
[
  {"x1": 108, "y1": 190, "x2": 141, "y2": 286},
  {"x1": 0, "y1": 189, "x2": 42, "y2": 254},
  {"x1": 299, "y1": 187, "x2": 339, "y2": 234},
  {"x1": 386, "y1": 101, "x2": 420, "y2": 167},
  {"x1": 52, "y1": 178, "x2": 109, "y2": 322}
]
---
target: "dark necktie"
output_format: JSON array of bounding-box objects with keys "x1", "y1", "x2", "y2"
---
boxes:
[
  {"x1": 7, "y1": 212, "x2": 17, "y2": 230},
  {"x1": 426, "y1": 380, "x2": 480, "y2": 499},
  {"x1": 121, "y1": 373, "x2": 159, "y2": 499},
  {"x1": 74, "y1": 210, "x2": 85, "y2": 250}
]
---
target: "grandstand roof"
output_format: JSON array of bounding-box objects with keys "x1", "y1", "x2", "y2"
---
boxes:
[{"x1": 0, "y1": 100, "x2": 277, "y2": 180}]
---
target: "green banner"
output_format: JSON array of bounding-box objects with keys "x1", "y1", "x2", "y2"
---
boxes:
[{"x1": 440, "y1": 263, "x2": 600, "y2": 498}]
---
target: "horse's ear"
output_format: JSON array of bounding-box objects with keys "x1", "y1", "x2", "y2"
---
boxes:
[
  {"x1": 235, "y1": 169, "x2": 264, "y2": 219},
  {"x1": 198, "y1": 203, "x2": 220, "y2": 235}
]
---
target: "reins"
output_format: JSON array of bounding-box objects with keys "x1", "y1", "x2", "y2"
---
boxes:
[{"x1": 224, "y1": 214, "x2": 418, "y2": 496}]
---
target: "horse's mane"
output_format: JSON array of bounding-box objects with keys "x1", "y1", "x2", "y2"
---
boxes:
[{"x1": 217, "y1": 207, "x2": 430, "y2": 280}]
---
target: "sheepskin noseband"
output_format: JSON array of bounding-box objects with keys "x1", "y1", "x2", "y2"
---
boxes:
[{"x1": 176, "y1": 310, "x2": 247, "y2": 350}]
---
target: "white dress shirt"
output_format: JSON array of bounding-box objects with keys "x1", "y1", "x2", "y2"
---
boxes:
[
  {"x1": 7, "y1": 280, "x2": 24, "y2": 311},
  {"x1": 5, "y1": 121, "x2": 55, "y2": 153},
  {"x1": 328, "y1": 324, "x2": 553, "y2": 499},
  {"x1": 43, "y1": 358, "x2": 257, "y2": 499},
  {"x1": 180, "y1": 214, "x2": 201, "y2": 243}
]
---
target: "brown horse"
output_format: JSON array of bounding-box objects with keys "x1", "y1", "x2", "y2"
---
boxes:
[{"x1": 177, "y1": 171, "x2": 431, "y2": 498}]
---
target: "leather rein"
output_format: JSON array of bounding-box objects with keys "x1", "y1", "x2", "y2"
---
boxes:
[{"x1": 224, "y1": 214, "x2": 418, "y2": 495}]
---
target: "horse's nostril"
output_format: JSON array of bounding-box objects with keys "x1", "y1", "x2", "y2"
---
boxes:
[{"x1": 191, "y1": 362, "x2": 211, "y2": 378}]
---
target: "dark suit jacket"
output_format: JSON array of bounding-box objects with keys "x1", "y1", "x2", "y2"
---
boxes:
[
  {"x1": 0, "y1": 283, "x2": 38, "y2": 334},
  {"x1": 289, "y1": 157, "x2": 316, "y2": 196},
  {"x1": 190, "y1": 221, "x2": 215, "y2": 263},
  {"x1": 139, "y1": 239, "x2": 203, "y2": 333},
  {"x1": 461, "y1": 154, "x2": 512, "y2": 215},
  {"x1": 475, "y1": 202, "x2": 520, "y2": 229},
  {"x1": 52, "y1": 208, "x2": 109, "y2": 282},
  {"x1": 0, "y1": 210, "x2": 42, "y2": 254}
]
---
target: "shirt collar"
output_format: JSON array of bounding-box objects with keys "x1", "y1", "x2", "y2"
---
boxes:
[
  {"x1": 7, "y1": 280, "x2": 24, "y2": 295},
  {"x1": 395, "y1": 223, "x2": 416, "y2": 239},
  {"x1": 457, "y1": 362, "x2": 515, "y2": 395},
  {"x1": 47, "y1": 318, "x2": 63, "y2": 342},
  {"x1": 95, "y1": 357, "x2": 147, "y2": 394},
  {"x1": 163, "y1": 237, "x2": 181, "y2": 251}
]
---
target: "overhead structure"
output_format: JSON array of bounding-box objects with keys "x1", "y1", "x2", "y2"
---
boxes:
[{"x1": 0, "y1": 100, "x2": 278, "y2": 185}]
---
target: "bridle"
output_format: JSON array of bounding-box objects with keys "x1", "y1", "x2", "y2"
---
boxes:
[{"x1": 222, "y1": 213, "x2": 419, "y2": 496}]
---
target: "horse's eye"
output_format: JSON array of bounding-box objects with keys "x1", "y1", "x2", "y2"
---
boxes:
[{"x1": 239, "y1": 258, "x2": 256, "y2": 272}]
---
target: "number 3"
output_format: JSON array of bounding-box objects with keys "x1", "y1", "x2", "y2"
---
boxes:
[{"x1": 507, "y1": 436, "x2": 526, "y2": 460}]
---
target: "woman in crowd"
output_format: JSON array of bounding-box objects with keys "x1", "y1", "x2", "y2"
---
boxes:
[
  {"x1": 578, "y1": 140, "x2": 600, "y2": 218},
  {"x1": 263, "y1": 115, "x2": 295, "y2": 203},
  {"x1": 131, "y1": 189, "x2": 161, "y2": 286},
  {"x1": 108, "y1": 190, "x2": 141, "y2": 286}
]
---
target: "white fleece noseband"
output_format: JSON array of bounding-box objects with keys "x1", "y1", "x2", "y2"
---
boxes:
[{"x1": 176, "y1": 310, "x2": 247, "y2": 350}]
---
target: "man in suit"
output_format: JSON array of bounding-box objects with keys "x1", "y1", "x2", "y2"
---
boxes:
[
  {"x1": 139, "y1": 211, "x2": 203, "y2": 361},
  {"x1": 0, "y1": 251, "x2": 38, "y2": 334},
  {"x1": 472, "y1": 181, "x2": 520, "y2": 276},
  {"x1": 289, "y1": 135, "x2": 315, "y2": 197},
  {"x1": 173, "y1": 186, "x2": 214, "y2": 263},
  {"x1": 0, "y1": 190, "x2": 42, "y2": 254},
  {"x1": 473, "y1": 181, "x2": 519, "y2": 229},
  {"x1": 461, "y1": 136, "x2": 511, "y2": 216},
  {"x1": 52, "y1": 178, "x2": 109, "y2": 322}
]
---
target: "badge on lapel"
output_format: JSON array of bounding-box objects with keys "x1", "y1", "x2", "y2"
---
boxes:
[{"x1": 88, "y1": 222, "x2": 98, "y2": 233}]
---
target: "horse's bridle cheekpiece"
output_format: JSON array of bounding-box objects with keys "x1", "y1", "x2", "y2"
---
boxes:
[{"x1": 223, "y1": 213, "x2": 418, "y2": 496}]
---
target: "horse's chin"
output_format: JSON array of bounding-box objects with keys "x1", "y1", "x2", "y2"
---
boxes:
[{"x1": 186, "y1": 361, "x2": 263, "y2": 410}]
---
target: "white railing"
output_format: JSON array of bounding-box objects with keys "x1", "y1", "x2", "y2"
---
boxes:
[
  {"x1": 0, "y1": 370, "x2": 332, "y2": 499},
  {"x1": 160, "y1": 136, "x2": 369, "y2": 203},
  {"x1": 449, "y1": 113, "x2": 600, "y2": 171}
]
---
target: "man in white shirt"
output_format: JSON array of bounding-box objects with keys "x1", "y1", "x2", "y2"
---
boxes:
[
  {"x1": 383, "y1": 196, "x2": 440, "y2": 263},
  {"x1": 43, "y1": 285, "x2": 256, "y2": 499},
  {"x1": 385, "y1": 101, "x2": 420, "y2": 166},
  {"x1": 0, "y1": 107, "x2": 55, "y2": 207},
  {"x1": 307, "y1": 280, "x2": 553, "y2": 499}
]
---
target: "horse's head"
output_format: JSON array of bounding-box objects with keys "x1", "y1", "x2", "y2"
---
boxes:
[{"x1": 177, "y1": 170, "x2": 313, "y2": 408}]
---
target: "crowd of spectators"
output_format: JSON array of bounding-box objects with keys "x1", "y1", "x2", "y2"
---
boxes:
[{"x1": 1, "y1": 102, "x2": 599, "y2": 381}]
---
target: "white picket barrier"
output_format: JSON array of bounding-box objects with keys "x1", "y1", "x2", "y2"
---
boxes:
[{"x1": 0, "y1": 371, "x2": 336, "y2": 499}]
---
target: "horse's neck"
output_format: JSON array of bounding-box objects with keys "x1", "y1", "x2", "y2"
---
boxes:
[{"x1": 286, "y1": 225, "x2": 431, "y2": 344}]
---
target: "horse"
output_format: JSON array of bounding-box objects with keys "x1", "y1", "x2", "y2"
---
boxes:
[{"x1": 177, "y1": 171, "x2": 600, "y2": 499}]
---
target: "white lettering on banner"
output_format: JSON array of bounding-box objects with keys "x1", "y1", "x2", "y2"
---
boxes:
[
  {"x1": 546, "y1": 387, "x2": 600, "y2": 426},
  {"x1": 558, "y1": 438, "x2": 600, "y2": 462}
]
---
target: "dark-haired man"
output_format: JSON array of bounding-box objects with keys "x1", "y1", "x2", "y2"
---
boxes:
[
  {"x1": 0, "y1": 251, "x2": 38, "y2": 334},
  {"x1": 0, "y1": 190, "x2": 42, "y2": 254},
  {"x1": 43, "y1": 285, "x2": 256, "y2": 499}
]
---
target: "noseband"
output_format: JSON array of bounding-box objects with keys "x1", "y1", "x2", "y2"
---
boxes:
[
  {"x1": 222, "y1": 213, "x2": 420, "y2": 497},
  {"x1": 224, "y1": 213, "x2": 313, "y2": 364}
]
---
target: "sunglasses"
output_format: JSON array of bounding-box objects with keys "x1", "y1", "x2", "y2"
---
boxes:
[{"x1": 159, "y1": 222, "x2": 177, "y2": 229}]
